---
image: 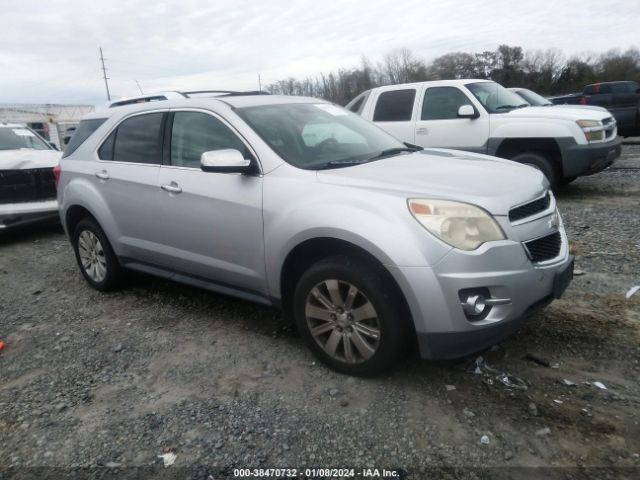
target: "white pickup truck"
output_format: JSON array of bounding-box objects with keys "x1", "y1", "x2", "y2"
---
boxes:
[{"x1": 347, "y1": 79, "x2": 622, "y2": 188}]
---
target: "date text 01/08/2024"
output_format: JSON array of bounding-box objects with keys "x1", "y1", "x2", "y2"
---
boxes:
[{"x1": 232, "y1": 467, "x2": 404, "y2": 478}]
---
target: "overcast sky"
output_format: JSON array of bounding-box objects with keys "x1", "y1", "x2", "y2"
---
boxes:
[{"x1": 1, "y1": 0, "x2": 638, "y2": 105}]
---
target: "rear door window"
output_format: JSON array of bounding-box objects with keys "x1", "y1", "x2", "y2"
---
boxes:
[
  {"x1": 62, "y1": 118, "x2": 107, "y2": 158},
  {"x1": 99, "y1": 113, "x2": 164, "y2": 164},
  {"x1": 373, "y1": 89, "x2": 416, "y2": 122}
]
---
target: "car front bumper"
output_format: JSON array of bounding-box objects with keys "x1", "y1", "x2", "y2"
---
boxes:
[
  {"x1": 388, "y1": 230, "x2": 573, "y2": 360},
  {"x1": 561, "y1": 136, "x2": 622, "y2": 178},
  {"x1": 0, "y1": 199, "x2": 59, "y2": 230}
]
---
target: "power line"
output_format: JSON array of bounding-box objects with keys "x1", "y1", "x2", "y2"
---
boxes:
[{"x1": 99, "y1": 47, "x2": 111, "y2": 101}]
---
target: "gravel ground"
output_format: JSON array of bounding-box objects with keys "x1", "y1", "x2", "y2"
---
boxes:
[{"x1": 1, "y1": 144, "x2": 639, "y2": 479}]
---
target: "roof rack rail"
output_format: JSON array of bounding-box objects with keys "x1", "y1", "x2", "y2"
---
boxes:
[
  {"x1": 182, "y1": 90, "x2": 270, "y2": 97},
  {"x1": 107, "y1": 90, "x2": 269, "y2": 108}
]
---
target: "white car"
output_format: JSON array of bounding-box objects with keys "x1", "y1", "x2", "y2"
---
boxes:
[
  {"x1": 347, "y1": 80, "x2": 621, "y2": 188},
  {"x1": 0, "y1": 124, "x2": 61, "y2": 230}
]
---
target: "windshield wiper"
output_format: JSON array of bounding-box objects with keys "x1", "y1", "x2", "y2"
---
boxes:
[
  {"x1": 365, "y1": 147, "x2": 421, "y2": 161},
  {"x1": 318, "y1": 146, "x2": 422, "y2": 170},
  {"x1": 496, "y1": 104, "x2": 529, "y2": 111}
]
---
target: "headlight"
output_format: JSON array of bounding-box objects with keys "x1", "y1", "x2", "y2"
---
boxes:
[
  {"x1": 408, "y1": 199, "x2": 505, "y2": 251},
  {"x1": 577, "y1": 119, "x2": 605, "y2": 142}
]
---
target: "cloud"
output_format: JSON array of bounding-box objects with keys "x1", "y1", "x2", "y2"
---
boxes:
[{"x1": 0, "y1": 0, "x2": 638, "y2": 103}]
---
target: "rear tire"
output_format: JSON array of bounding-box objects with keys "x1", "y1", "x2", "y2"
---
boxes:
[
  {"x1": 293, "y1": 255, "x2": 409, "y2": 377},
  {"x1": 72, "y1": 218, "x2": 122, "y2": 291},
  {"x1": 512, "y1": 152, "x2": 559, "y2": 190}
]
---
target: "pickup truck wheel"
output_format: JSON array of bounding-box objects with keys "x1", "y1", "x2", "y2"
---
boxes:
[
  {"x1": 72, "y1": 218, "x2": 122, "y2": 291},
  {"x1": 293, "y1": 256, "x2": 408, "y2": 377},
  {"x1": 512, "y1": 152, "x2": 559, "y2": 190}
]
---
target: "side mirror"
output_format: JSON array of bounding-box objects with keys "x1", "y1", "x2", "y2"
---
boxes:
[
  {"x1": 457, "y1": 105, "x2": 478, "y2": 119},
  {"x1": 200, "y1": 149, "x2": 253, "y2": 173}
]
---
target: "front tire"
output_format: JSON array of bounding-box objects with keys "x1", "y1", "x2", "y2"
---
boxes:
[
  {"x1": 293, "y1": 255, "x2": 409, "y2": 376},
  {"x1": 72, "y1": 218, "x2": 122, "y2": 291},
  {"x1": 512, "y1": 152, "x2": 559, "y2": 190}
]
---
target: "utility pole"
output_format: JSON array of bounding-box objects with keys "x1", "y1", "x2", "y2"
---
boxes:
[
  {"x1": 99, "y1": 47, "x2": 111, "y2": 101},
  {"x1": 135, "y1": 80, "x2": 144, "y2": 95},
  {"x1": 258, "y1": 73, "x2": 262, "y2": 92}
]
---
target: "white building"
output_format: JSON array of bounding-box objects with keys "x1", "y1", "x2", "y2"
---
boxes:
[{"x1": 0, "y1": 104, "x2": 95, "y2": 149}]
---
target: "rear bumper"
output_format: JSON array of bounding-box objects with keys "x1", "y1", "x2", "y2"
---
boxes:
[
  {"x1": 0, "y1": 199, "x2": 59, "y2": 229},
  {"x1": 560, "y1": 136, "x2": 622, "y2": 177}
]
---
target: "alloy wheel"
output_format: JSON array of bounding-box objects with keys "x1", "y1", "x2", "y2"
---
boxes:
[
  {"x1": 77, "y1": 230, "x2": 107, "y2": 283},
  {"x1": 305, "y1": 279, "x2": 381, "y2": 364}
]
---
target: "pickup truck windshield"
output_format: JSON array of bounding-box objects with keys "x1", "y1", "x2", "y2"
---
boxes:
[
  {"x1": 236, "y1": 103, "x2": 408, "y2": 170},
  {"x1": 515, "y1": 89, "x2": 553, "y2": 107},
  {"x1": 466, "y1": 82, "x2": 529, "y2": 113},
  {"x1": 0, "y1": 127, "x2": 51, "y2": 151}
]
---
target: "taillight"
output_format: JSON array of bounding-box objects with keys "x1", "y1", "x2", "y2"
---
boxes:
[
  {"x1": 579, "y1": 97, "x2": 587, "y2": 105},
  {"x1": 53, "y1": 164, "x2": 61, "y2": 187}
]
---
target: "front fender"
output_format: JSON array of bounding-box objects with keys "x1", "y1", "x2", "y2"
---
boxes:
[{"x1": 262, "y1": 178, "x2": 452, "y2": 299}]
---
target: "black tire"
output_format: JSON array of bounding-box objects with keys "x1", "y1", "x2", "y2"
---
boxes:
[
  {"x1": 559, "y1": 176, "x2": 577, "y2": 186},
  {"x1": 511, "y1": 152, "x2": 559, "y2": 190},
  {"x1": 72, "y1": 217, "x2": 122, "y2": 291},
  {"x1": 293, "y1": 255, "x2": 410, "y2": 376}
]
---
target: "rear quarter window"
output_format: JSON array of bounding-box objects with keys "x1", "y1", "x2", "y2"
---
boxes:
[
  {"x1": 373, "y1": 89, "x2": 416, "y2": 122},
  {"x1": 62, "y1": 118, "x2": 107, "y2": 158}
]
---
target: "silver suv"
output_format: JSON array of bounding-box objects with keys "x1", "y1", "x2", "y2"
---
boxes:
[{"x1": 57, "y1": 92, "x2": 574, "y2": 376}]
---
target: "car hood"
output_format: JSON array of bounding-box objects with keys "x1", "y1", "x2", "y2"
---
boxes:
[
  {"x1": 316, "y1": 149, "x2": 547, "y2": 216},
  {"x1": 552, "y1": 104, "x2": 609, "y2": 113},
  {"x1": 0, "y1": 149, "x2": 61, "y2": 170},
  {"x1": 505, "y1": 105, "x2": 611, "y2": 121}
]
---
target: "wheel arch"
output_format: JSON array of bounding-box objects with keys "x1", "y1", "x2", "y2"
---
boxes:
[
  {"x1": 493, "y1": 137, "x2": 564, "y2": 176},
  {"x1": 277, "y1": 236, "x2": 418, "y2": 349},
  {"x1": 65, "y1": 204, "x2": 98, "y2": 237}
]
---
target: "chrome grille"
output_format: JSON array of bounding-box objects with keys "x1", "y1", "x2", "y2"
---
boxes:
[
  {"x1": 509, "y1": 193, "x2": 551, "y2": 223},
  {"x1": 524, "y1": 231, "x2": 562, "y2": 262}
]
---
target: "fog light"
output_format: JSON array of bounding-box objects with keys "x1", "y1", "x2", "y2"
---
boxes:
[
  {"x1": 463, "y1": 294, "x2": 487, "y2": 316},
  {"x1": 458, "y1": 288, "x2": 512, "y2": 321}
]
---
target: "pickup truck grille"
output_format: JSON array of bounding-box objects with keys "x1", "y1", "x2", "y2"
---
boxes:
[
  {"x1": 0, "y1": 168, "x2": 57, "y2": 204},
  {"x1": 524, "y1": 231, "x2": 562, "y2": 262},
  {"x1": 509, "y1": 193, "x2": 551, "y2": 223}
]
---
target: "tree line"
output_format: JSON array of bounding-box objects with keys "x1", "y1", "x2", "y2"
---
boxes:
[{"x1": 266, "y1": 45, "x2": 640, "y2": 106}]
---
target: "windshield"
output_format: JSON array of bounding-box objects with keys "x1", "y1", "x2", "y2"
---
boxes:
[
  {"x1": 465, "y1": 82, "x2": 529, "y2": 113},
  {"x1": 235, "y1": 103, "x2": 408, "y2": 170},
  {"x1": 514, "y1": 89, "x2": 552, "y2": 106},
  {"x1": 0, "y1": 127, "x2": 52, "y2": 151}
]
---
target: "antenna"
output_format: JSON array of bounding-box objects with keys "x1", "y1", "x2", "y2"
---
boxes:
[
  {"x1": 135, "y1": 80, "x2": 144, "y2": 95},
  {"x1": 99, "y1": 47, "x2": 111, "y2": 101}
]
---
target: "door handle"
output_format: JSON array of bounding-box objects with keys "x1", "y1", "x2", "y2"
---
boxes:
[
  {"x1": 161, "y1": 182, "x2": 182, "y2": 194},
  {"x1": 416, "y1": 127, "x2": 429, "y2": 135},
  {"x1": 95, "y1": 170, "x2": 109, "y2": 180}
]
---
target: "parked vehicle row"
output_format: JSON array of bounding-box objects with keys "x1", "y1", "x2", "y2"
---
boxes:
[
  {"x1": 346, "y1": 79, "x2": 621, "y2": 189},
  {"x1": 550, "y1": 81, "x2": 640, "y2": 137},
  {"x1": 56, "y1": 92, "x2": 574, "y2": 375}
]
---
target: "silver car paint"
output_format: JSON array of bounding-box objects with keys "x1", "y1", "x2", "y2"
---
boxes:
[{"x1": 58, "y1": 95, "x2": 571, "y2": 358}]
